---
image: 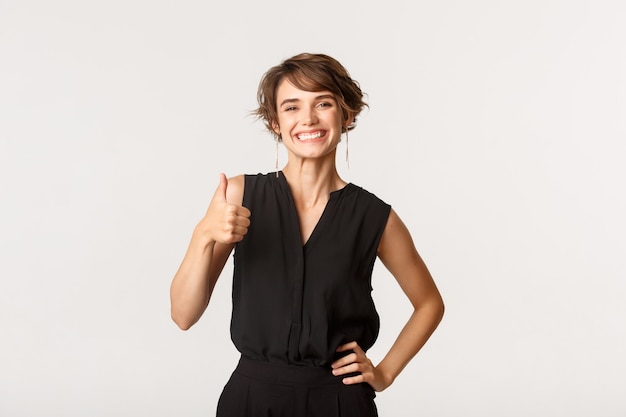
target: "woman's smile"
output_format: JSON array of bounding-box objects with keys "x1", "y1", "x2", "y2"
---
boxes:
[{"x1": 295, "y1": 130, "x2": 327, "y2": 141}]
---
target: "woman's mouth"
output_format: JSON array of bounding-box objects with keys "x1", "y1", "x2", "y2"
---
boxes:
[{"x1": 296, "y1": 131, "x2": 325, "y2": 141}]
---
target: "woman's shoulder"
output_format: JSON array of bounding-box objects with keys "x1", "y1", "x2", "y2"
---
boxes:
[
  {"x1": 226, "y1": 172, "x2": 277, "y2": 185},
  {"x1": 226, "y1": 171, "x2": 292, "y2": 206},
  {"x1": 242, "y1": 171, "x2": 284, "y2": 189},
  {"x1": 346, "y1": 182, "x2": 391, "y2": 209},
  {"x1": 225, "y1": 174, "x2": 245, "y2": 206}
]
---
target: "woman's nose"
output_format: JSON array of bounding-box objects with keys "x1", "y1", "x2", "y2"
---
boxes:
[{"x1": 302, "y1": 107, "x2": 318, "y2": 125}]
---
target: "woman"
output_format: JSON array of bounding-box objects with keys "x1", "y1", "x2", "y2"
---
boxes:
[{"x1": 170, "y1": 53, "x2": 444, "y2": 416}]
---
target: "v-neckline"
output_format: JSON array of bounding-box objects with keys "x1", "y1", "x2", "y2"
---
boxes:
[{"x1": 277, "y1": 171, "x2": 351, "y2": 248}]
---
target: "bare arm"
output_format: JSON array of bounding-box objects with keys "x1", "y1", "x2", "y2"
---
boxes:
[
  {"x1": 169, "y1": 174, "x2": 249, "y2": 330},
  {"x1": 332, "y1": 208, "x2": 444, "y2": 391}
]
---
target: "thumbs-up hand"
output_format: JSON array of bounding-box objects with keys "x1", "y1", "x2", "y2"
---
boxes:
[{"x1": 199, "y1": 173, "x2": 251, "y2": 245}]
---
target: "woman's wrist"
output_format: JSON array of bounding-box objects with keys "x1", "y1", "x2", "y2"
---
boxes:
[{"x1": 191, "y1": 224, "x2": 217, "y2": 252}]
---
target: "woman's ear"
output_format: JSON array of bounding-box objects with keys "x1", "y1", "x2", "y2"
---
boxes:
[{"x1": 343, "y1": 114, "x2": 355, "y2": 131}]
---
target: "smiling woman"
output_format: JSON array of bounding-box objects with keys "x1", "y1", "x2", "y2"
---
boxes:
[
  {"x1": 169, "y1": 53, "x2": 445, "y2": 417},
  {"x1": 272, "y1": 82, "x2": 345, "y2": 163}
]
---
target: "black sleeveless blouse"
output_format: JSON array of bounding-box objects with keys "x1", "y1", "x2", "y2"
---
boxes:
[{"x1": 230, "y1": 172, "x2": 391, "y2": 367}]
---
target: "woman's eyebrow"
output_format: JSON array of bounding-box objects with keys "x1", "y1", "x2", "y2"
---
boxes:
[
  {"x1": 279, "y1": 94, "x2": 336, "y2": 108},
  {"x1": 279, "y1": 98, "x2": 299, "y2": 107},
  {"x1": 315, "y1": 94, "x2": 336, "y2": 101}
]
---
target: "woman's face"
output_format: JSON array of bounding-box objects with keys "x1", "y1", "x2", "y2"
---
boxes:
[{"x1": 273, "y1": 79, "x2": 345, "y2": 162}]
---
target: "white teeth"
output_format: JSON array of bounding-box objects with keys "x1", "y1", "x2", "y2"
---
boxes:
[{"x1": 297, "y1": 131, "x2": 322, "y2": 140}]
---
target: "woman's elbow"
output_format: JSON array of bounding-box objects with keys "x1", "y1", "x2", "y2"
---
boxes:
[
  {"x1": 424, "y1": 294, "x2": 445, "y2": 326},
  {"x1": 436, "y1": 297, "x2": 445, "y2": 323},
  {"x1": 171, "y1": 310, "x2": 196, "y2": 331}
]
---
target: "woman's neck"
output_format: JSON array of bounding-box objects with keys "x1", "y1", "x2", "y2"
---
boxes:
[{"x1": 281, "y1": 159, "x2": 346, "y2": 208}]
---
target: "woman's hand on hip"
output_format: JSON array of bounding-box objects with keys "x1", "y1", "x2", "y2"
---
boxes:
[{"x1": 331, "y1": 341, "x2": 392, "y2": 392}]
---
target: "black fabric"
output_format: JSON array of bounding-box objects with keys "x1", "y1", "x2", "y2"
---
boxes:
[
  {"x1": 231, "y1": 172, "x2": 391, "y2": 367},
  {"x1": 216, "y1": 356, "x2": 378, "y2": 417}
]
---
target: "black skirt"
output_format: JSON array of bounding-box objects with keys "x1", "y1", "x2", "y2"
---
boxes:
[{"x1": 216, "y1": 356, "x2": 378, "y2": 417}]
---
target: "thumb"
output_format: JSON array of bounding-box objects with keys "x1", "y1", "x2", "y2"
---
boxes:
[{"x1": 215, "y1": 173, "x2": 228, "y2": 202}]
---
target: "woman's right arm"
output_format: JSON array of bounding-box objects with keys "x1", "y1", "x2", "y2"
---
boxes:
[{"x1": 170, "y1": 174, "x2": 249, "y2": 330}]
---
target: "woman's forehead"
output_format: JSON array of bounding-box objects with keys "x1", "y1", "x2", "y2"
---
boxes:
[{"x1": 276, "y1": 79, "x2": 335, "y2": 100}]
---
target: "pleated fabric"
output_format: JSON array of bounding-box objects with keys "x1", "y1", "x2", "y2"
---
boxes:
[{"x1": 216, "y1": 356, "x2": 378, "y2": 417}]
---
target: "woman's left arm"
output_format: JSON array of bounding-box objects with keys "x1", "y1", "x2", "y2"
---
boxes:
[{"x1": 332, "y1": 208, "x2": 445, "y2": 391}]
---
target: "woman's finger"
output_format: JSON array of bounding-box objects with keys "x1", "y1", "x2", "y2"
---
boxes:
[
  {"x1": 331, "y1": 362, "x2": 361, "y2": 376},
  {"x1": 331, "y1": 352, "x2": 356, "y2": 369}
]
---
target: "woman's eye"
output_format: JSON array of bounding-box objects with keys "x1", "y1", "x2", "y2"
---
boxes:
[{"x1": 317, "y1": 102, "x2": 332, "y2": 108}]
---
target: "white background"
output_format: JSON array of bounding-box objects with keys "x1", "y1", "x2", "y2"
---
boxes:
[{"x1": 1, "y1": 1, "x2": 625, "y2": 416}]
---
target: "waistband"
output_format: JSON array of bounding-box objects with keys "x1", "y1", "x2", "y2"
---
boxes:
[{"x1": 234, "y1": 356, "x2": 347, "y2": 386}]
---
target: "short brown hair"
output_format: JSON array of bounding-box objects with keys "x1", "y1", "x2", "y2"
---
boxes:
[{"x1": 254, "y1": 53, "x2": 368, "y2": 140}]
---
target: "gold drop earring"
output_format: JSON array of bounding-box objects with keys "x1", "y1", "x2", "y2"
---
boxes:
[
  {"x1": 344, "y1": 127, "x2": 350, "y2": 169},
  {"x1": 275, "y1": 136, "x2": 280, "y2": 177},
  {"x1": 274, "y1": 125, "x2": 281, "y2": 177}
]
